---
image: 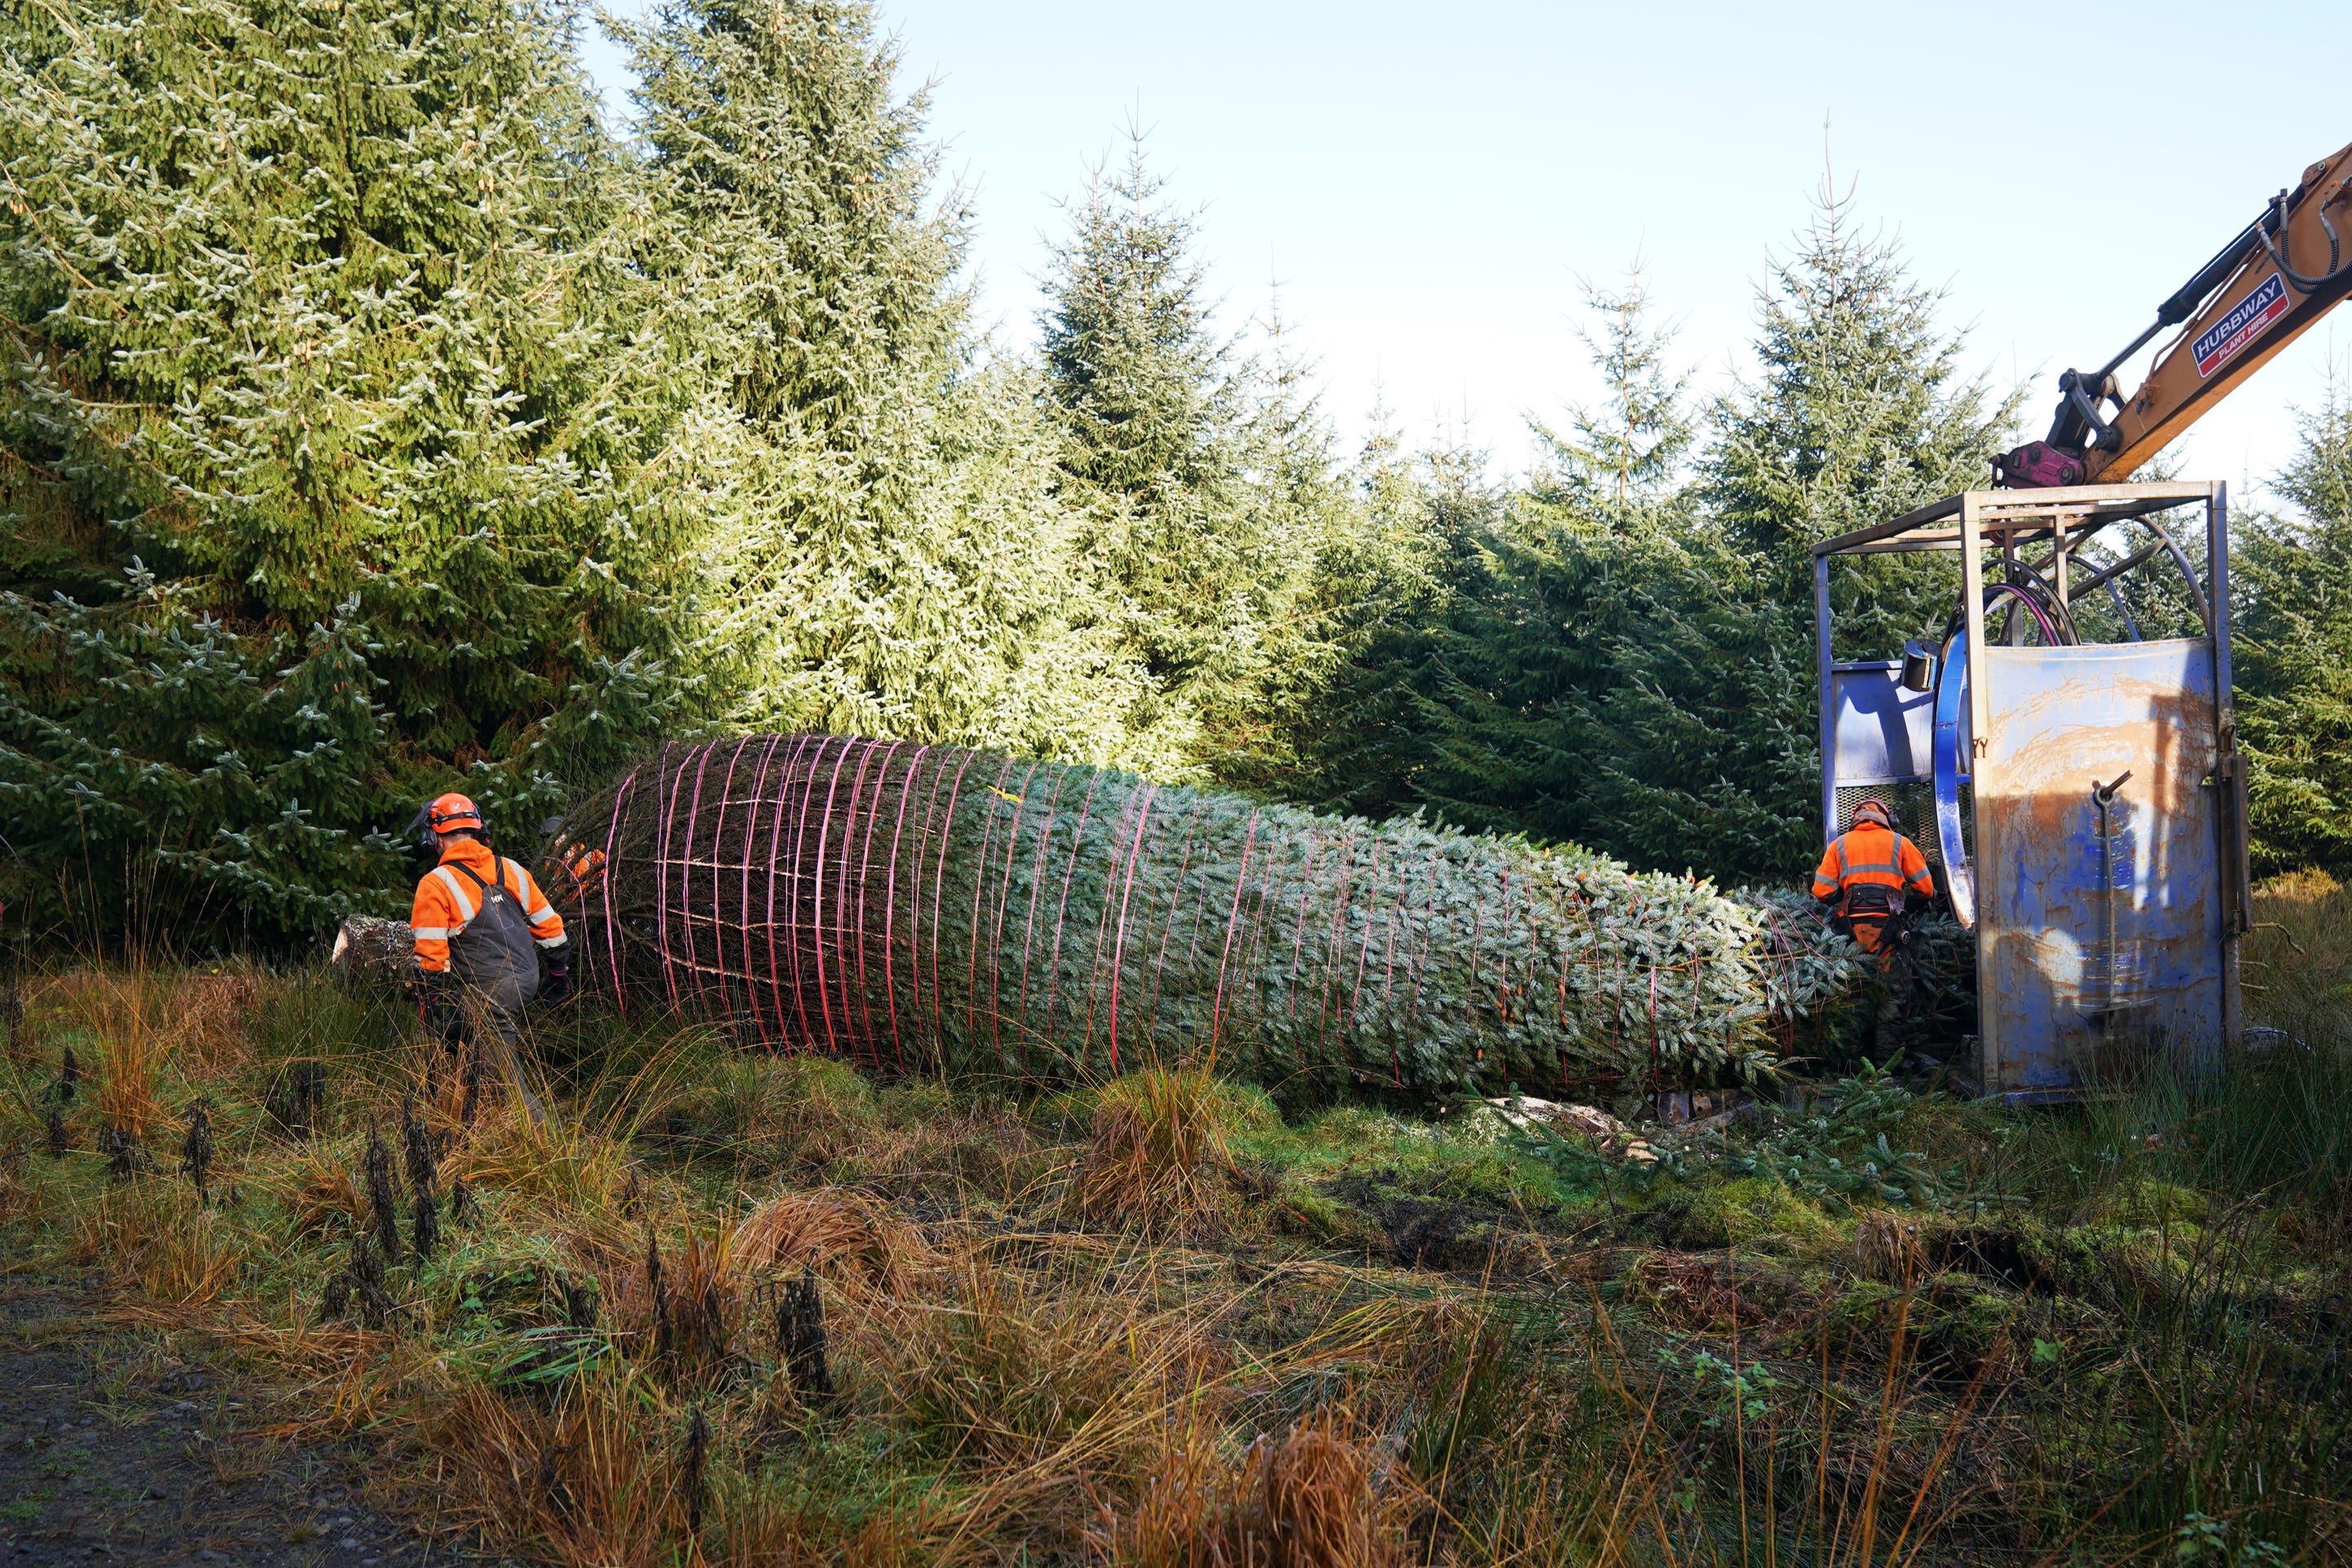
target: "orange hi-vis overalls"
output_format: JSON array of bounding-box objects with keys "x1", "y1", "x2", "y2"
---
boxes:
[
  {"x1": 1810, "y1": 823, "x2": 1935, "y2": 954},
  {"x1": 411, "y1": 836, "x2": 566, "y2": 1002}
]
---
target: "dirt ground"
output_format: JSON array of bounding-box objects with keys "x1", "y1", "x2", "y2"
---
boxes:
[{"x1": 0, "y1": 1275, "x2": 460, "y2": 1568}]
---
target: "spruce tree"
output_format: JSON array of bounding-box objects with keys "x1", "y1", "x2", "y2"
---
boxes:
[
  {"x1": 1038, "y1": 138, "x2": 1330, "y2": 774},
  {"x1": 1582, "y1": 188, "x2": 2016, "y2": 879},
  {"x1": 1209, "y1": 292, "x2": 1356, "y2": 791},
  {"x1": 1525, "y1": 268, "x2": 1697, "y2": 536},
  {"x1": 2239, "y1": 385, "x2": 2352, "y2": 874},
  {"x1": 0, "y1": 0, "x2": 691, "y2": 941},
  {"x1": 1700, "y1": 183, "x2": 2014, "y2": 654},
  {"x1": 620, "y1": 0, "x2": 1162, "y2": 769},
  {"x1": 1276, "y1": 194, "x2": 2015, "y2": 885},
  {"x1": 1276, "y1": 417, "x2": 1504, "y2": 822}
]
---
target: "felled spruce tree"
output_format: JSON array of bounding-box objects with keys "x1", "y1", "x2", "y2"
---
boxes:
[
  {"x1": 0, "y1": 0, "x2": 694, "y2": 940},
  {"x1": 570, "y1": 737, "x2": 1859, "y2": 1100}
]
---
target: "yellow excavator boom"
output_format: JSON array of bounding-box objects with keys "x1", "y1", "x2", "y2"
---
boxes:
[{"x1": 1998, "y1": 139, "x2": 2352, "y2": 487}]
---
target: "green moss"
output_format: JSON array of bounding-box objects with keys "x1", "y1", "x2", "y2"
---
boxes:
[
  {"x1": 2088, "y1": 1176, "x2": 2210, "y2": 1228},
  {"x1": 1641, "y1": 1178, "x2": 1834, "y2": 1249},
  {"x1": 1227, "y1": 1100, "x2": 1592, "y2": 1218}
]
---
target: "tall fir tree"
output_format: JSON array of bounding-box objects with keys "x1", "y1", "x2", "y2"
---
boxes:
[
  {"x1": 617, "y1": 0, "x2": 1162, "y2": 769},
  {"x1": 1208, "y1": 289, "x2": 1359, "y2": 791},
  {"x1": 1366, "y1": 275, "x2": 1710, "y2": 861},
  {"x1": 1039, "y1": 138, "x2": 1333, "y2": 776},
  {"x1": 1577, "y1": 187, "x2": 2015, "y2": 879},
  {"x1": 0, "y1": 0, "x2": 692, "y2": 941},
  {"x1": 1525, "y1": 268, "x2": 1697, "y2": 537},
  {"x1": 1276, "y1": 192, "x2": 2015, "y2": 885},
  {"x1": 2238, "y1": 381, "x2": 2352, "y2": 874}
]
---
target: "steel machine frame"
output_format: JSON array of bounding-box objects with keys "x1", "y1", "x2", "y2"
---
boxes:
[{"x1": 1812, "y1": 482, "x2": 2250, "y2": 1099}]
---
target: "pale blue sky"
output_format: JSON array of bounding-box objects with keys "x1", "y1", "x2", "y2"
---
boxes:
[{"x1": 580, "y1": 1, "x2": 2352, "y2": 504}]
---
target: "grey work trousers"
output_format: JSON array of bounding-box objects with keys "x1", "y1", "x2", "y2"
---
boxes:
[{"x1": 1855, "y1": 922, "x2": 1914, "y2": 1064}]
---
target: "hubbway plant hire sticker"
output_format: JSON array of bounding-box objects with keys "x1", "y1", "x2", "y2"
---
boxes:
[{"x1": 2192, "y1": 272, "x2": 2291, "y2": 378}]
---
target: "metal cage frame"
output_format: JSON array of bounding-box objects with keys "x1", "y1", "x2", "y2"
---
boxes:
[{"x1": 1811, "y1": 482, "x2": 2251, "y2": 1096}]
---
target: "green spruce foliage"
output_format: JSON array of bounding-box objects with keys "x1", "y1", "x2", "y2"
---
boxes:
[
  {"x1": 0, "y1": 0, "x2": 694, "y2": 938},
  {"x1": 1285, "y1": 195, "x2": 2014, "y2": 886},
  {"x1": 1039, "y1": 139, "x2": 1339, "y2": 777},
  {"x1": 2239, "y1": 385, "x2": 2352, "y2": 875},
  {"x1": 1526, "y1": 269, "x2": 1698, "y2": 536},
  {"x1": 617, "y1": 0, "x2": 1161, "y2": 769}
]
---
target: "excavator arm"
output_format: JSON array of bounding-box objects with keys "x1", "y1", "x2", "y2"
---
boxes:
[{"x1": 1998, "y1": 139, "x2": 2352, "y2": 487}]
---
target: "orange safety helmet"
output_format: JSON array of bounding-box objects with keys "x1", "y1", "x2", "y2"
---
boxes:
[
  {"x1": 407, "y1": 791, "x2": 482, "y2": 852},
  {"x1": 425, "y1": 792, "x2": 484, "y2": 832},
  {"x1": 1850, "y1": 797, "x2": 1896, "y2": 830}
]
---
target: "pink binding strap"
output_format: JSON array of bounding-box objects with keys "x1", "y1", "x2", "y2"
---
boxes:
[
  {"x1": 986, "y1": 760, "x2": 1043, "y2": 1066},
  {"x1": 810, "y1": 738, "x2": 857, "y2": 1057},
  {"x1": 1105, "y1": 783, "x2": 1156, "y2": 1070},
  {"x1": 739, "y1": 736, "x2": 783, "y2": 1045},
  {"x1": 879, "y1": 744, "x2": 931, "y2": 1072},
  {"x1": 601, "y1": 769, "x2": 637, "y2": 1010},
  {"x1": 652, "y1": 744, "x2": 685, "y2": 1011},
  {"x1": 763, "y1": 736, "x2": 813, "y2": 1046}
]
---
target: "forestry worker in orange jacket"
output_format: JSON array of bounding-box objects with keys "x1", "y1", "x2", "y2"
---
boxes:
[
  {"x1": 1811, "y1": 797, "x2": 1936, "y2": 1063},
  {"x1": 407, "y1": 792, "x2": 570, "y2": 1121}
]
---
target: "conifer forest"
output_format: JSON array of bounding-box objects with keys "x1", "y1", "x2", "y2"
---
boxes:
[{"x1": 2, "y1": 2, "x2": 2350, "y2": 1565}]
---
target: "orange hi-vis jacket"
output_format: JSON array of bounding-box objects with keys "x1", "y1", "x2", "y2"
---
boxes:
[
  {"x1": 1810, "y1": 823, "x2": 1935, "y2": 914},
  {"x1": 410, "y1": 837, "x2": 566, "y2": 976}
]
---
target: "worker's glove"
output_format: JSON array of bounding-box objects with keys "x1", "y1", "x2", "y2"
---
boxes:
[{"x1": 538, "y1": 941, "x2": 574, "y2": 1006}]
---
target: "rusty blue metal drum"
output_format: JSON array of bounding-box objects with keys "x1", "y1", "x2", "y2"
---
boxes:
[{"x1": 1974, "y1": 639, "x2": 2227, "y2": 1092}]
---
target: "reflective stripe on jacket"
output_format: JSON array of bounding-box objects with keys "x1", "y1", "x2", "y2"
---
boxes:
[
  {"x1": 411, "y1": 838, "x2": 566, "y2": 976},
  {"x1": 1809, "y1": 824, "x2": 1935, "y2": 908}
]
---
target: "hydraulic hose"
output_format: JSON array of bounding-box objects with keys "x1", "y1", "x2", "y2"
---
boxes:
[{"x1": 2260, "y1": 188, "x2": 2348, "y2": 295}]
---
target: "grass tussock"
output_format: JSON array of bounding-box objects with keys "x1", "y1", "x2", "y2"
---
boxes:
[
  {"x1": 1090, "y1": 1414, "x2": 1417, "y2": 1568},
  {"x1": 732, "y1": 1186, "x2": 935, "y2": 1299},
  {"x1": 886, "y1": 1249, "x2": 1223, "y2": 1474},
  {"x1": 1077, "y1": 1065, "x2": 1262, "y2": 1237}
]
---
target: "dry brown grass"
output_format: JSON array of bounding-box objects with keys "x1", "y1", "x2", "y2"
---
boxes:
[
  {"x1": 1627, "y1": 1253, "x2": 1767, "y2": 1332},
  {"x1": 81, "y1": 982, "x2": 171, "y2": 1141},
  {"x1": 166, "y1": 971, "x2": 271, "y2": 1073},
  {"x1": 284, "y1": 1154, "x2": 371, "y2": 1238},
  {"x1": 418, "y1": 1369, "x2": 685, "y2": 1568},
  {"x1": 1852, "y1": 1209, "x2": 1927, "y2": 1285},
  {"x1": 731, "y1": 1186, "x2": 936, "y2": 1299},
  {"x1": 1090, "y1": 1414, "x2": 1417, "y2": 1568},
  {"x1": 21, "y1": 957, "x2": 2196, "y2": 1566},
  {"x1": 1077, "y1": 1067, "x2": 1243, "y2": 1239},
  {"x1": 69, "y1": 1187, "x2": 240, "y2": 1306},
  {"x1": 29, "y1": 968, "x2": 273, "y2": 1097},
  {"x1": 883, "y1": 1247, "x2": 1227, "y2": 1481},
  {"x1": 447, "y1": 1095, "x2": 636, "y2": 1217}
]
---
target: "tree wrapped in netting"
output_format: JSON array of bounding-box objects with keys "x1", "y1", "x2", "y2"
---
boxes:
[{"x1": 557, "y1": 737, "x2": 1898, "y2": 1098}]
